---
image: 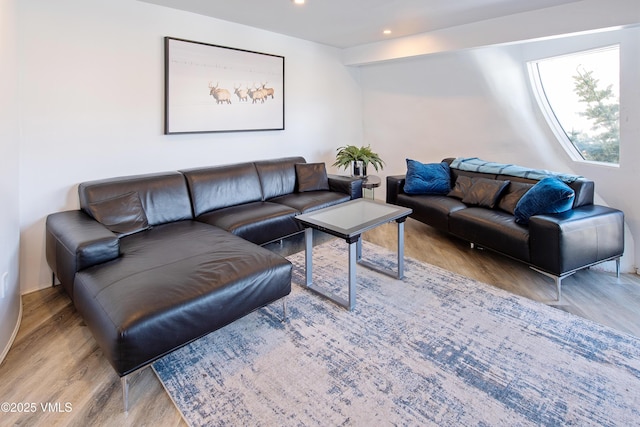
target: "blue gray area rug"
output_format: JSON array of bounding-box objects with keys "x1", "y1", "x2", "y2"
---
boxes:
[{"x1": 153, "y1": 240, "x2": 640, "y2": 426}]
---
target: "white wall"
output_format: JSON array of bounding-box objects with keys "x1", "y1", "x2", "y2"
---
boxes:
[
  {"x1": 521, "y1": 28, "x2": 640, "y2": 273},
  {"x1": 0, "y1": 0, "x2": 22, "y2": 363},
  {"x1": 360, "y1": 45, "x2": 566, "y2": 196},
  {"x1": 360, "y1": 27, "x2": 639, "y2": 273},
  {"x1": 15, "y1": 0, "x2": 640, "y2": 298},
  {"x1": 17, "y1": 0, "x2": 363, "y2": 294}
]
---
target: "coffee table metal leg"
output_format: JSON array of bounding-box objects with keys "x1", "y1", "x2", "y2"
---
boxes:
[
  {"x1": 348, "y1": 240, "x2": 357, "y2": 310},
  {"x1": 357, "y1": 219, "x2": 406, "y2": 280},
  {"x1": 302, "y1": 217, "x2": 406, "y2": 310},
  {"x1": 304, "y1": 227, "x2": 313, "y2": 285},
  {"x1": 397, "y1": 220, "x2": 405, "y2": 279},
  {"x1": 303, "y1": 227, "x2": 354, "y2": 310}
]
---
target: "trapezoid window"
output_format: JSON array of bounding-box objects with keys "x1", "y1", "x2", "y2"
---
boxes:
[{"x1": 529, "y1": 45, "x2": 620, "y2": 165}]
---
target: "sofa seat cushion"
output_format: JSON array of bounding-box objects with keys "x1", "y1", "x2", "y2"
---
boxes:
[
  {"x1": 73, "y1": 220, "x2": 292, "y2": 376},
  {"x1": 197, "y1": 201, "x2": 301, "y2": 245},
  {"x1": 397, "y1": 193, "x2": 467, "y2": 232},
  {"x1": 271, "y1": 191, "x2": 350, "y2": 214},
  {"x1": 449, "y1": 208, "x2": 530, "y2": 262}
]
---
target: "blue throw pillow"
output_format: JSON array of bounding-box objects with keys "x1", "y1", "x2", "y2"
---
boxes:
[
  {"x1": 404, "y1": 159, "x2": 451, "y2": 195},
  {"x1": 514, "y1": 177, "x2": 575, "y2": 225}
]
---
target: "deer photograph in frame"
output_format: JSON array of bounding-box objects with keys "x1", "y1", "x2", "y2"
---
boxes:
[{"x1": 164, "y1": 37, "x2": 285, "y2": 134}]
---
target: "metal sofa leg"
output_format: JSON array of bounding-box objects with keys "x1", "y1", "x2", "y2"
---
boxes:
[
  {"x1": 530, "y1": 267, "x2": 575, "y2": 302},
  {"x1": 281, "y1": 297, "x2": 288, "y2": 323},
  {"x1": 122, "y1": 376, "x2": 129, "y2": 412},
  {"x1": 616, "y1": 258, "x2": 621, "y2": 278}
]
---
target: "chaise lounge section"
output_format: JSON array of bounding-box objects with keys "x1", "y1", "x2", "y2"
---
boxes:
[{"x1": 45, "y1": 156, "x2": 362, "y2": 409}]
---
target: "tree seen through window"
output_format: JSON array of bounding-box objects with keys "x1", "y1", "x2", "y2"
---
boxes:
[{"x1": 532, "y1": 46, "x2": 620, "y2": 165}]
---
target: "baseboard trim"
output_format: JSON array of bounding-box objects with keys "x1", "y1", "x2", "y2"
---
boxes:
[{"x1": 0, "y1": 296, "x2": 23, "y2": 366}]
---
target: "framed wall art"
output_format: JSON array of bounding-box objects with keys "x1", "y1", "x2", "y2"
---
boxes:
[{"x1": 164, "y1": 37, "x2": 285, "y2": 134}]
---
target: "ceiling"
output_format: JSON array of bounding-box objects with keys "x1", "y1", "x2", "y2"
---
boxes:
[{"x1": 140, "y1": 0, "x2": 584, "y2": 48}]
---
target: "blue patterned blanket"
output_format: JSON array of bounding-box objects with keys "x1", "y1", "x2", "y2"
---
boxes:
[{"x1": 450, "y1": 157, "x2": 582, "y2": 183}]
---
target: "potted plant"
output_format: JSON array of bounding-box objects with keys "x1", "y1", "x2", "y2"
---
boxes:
[{"x1": 332, "y1": 145, "x2": 385, "y2": 177}]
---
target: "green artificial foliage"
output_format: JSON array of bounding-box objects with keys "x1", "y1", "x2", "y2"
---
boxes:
[{"x1": 332, "y1": 145, "x2": 385, "y2": 174}]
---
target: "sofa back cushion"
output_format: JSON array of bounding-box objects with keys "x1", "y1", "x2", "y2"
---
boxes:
[
  {"x1": 568, "y1": 179, "x2": 594, "y2": 207},
  {"x1": 443, "y1": 158, "x2": 594, "y2": 209},
  {"x1": 182, "y1": 162, "x2": 263, "y2": 216},
  {"x1": 497, "y1": 175, "x2": 593, "y2": 208},
  {"x1": 461, "y1": 178, "x2": 510, "y2": 209},
  {"x1": 255, "y1": 157, "x2": 306, "y2": 200},
  {"x1": 79, "y1": 172, "x2": 193, "y2": 226},
  {"x1": 498, "y1": 181, "x2": 534, "y2": 215},
  {"x1": 86, "y1": 191, "x2": 150, "y2": 236}
]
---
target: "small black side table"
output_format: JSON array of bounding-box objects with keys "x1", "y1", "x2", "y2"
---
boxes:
[{"x1": 361, "y1": 175, "x2": 381, "y2": 199}]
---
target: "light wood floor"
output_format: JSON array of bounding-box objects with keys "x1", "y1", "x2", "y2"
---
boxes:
[{"x1": 2, "y1": 218, "x2": 639, "y2": 426}]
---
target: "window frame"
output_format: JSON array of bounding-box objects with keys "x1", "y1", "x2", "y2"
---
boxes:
[{"x1": 527, "y1": 45, "x2": 620, "y2": 167}]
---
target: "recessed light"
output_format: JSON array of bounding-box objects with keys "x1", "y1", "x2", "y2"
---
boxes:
[
  {"x1": 383, "y1": 29, "x2": 392, "y2": 35},
  {"x1": 292, "y1": 0, "x2": 305, "y2": 4}
]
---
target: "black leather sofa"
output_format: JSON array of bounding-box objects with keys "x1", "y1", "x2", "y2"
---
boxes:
[
  {"x1": 387, "y1": 158, "x2": 624, "y2": 300},
  {"x1": 45, "y1": 156, "x2": 361, "y2": 409}
]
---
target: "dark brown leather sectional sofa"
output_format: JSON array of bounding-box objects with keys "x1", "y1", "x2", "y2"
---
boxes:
[
  {"x1": 387, "y1": 158, "x2": 624, "y2": 300},
  {"x1": 45, "y1": 156, "x2": 361, "y2": 409}
]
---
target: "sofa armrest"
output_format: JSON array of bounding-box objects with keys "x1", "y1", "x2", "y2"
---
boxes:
[
  {"x1": 328, "y1": 174, "x2": 363, "y2": 199},
  {"x1": 529, "y1": 205, "x2": 624, "y2": 276},
  {"x1": 46, "y1": 210, "x2": 120, "y2": 296},
  {"x1": 386, "y1": 175, "x2": 406, "y2": 205}
]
